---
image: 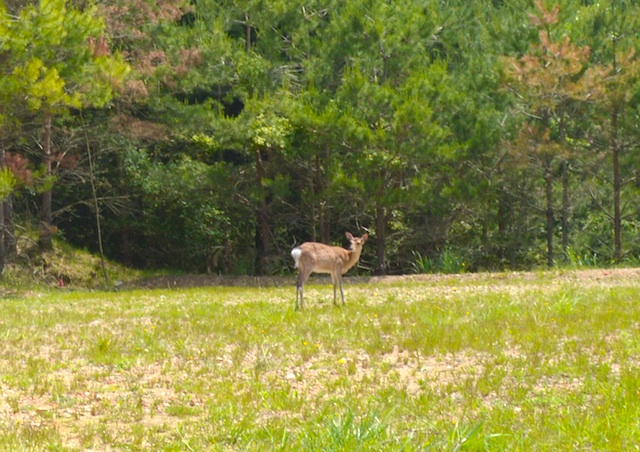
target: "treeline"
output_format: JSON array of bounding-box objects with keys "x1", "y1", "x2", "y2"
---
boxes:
[{"x1": 1, "y1": 0, "x2": 639, "y2": 275}]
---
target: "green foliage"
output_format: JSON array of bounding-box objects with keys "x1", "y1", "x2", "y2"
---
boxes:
[
  {"x1": 2, "y1": 0, "x2": 640, "y2": 274},
  {"x1": 6, "y1": 0, "x2": 128, "y2": 112},
  {"x1": 0, "y1": 167, "x2": 16, "y2": 200},
  {"x1": 250, "y1": 112, "x2": 292, "y2": 151},
  {"x1": 11, "y1": 59, "x2": 79, "y2": 111},
  {"x1": 122, "y1": 149, "x2": 231, "y2": 270},
  {"x1": 411, "y1": 247, "x2": 467, "y2": 274},
  {"x1": 411, "y1": 251, "x2": 434, "y2": 274},
  {"x1": 437, "y1": 247, "x2": 468, "y2": 274},
  {"x1": 1, "y1": 232, "x2": 143, "y2": 290},
  {"x1": 301, "y1": 407, "x2": 394, "y2": 450},
  {"x1": 564, "y1": 247, "x2": 602, "y2": 269}
]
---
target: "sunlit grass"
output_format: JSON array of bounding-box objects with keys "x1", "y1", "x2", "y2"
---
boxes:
[{"x1": 1, "y1": 269, "x2": 640, "y2": 449}]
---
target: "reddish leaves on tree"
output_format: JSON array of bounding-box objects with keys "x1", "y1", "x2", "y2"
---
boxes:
[{"x1": 5, "y1": 152, "x2": 33, "y2": 186}]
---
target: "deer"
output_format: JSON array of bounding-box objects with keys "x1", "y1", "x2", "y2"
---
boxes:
[{"x1": 291, "y1": 232, "x2": 369, "y2": 310}]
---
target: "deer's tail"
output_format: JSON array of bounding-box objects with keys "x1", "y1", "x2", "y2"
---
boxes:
[{"x1": 291, "y1": 247, "x2": 302, "y2": 269}]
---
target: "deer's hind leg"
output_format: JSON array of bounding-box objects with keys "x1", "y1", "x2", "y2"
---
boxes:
[
  {"x1": 337, "y1": 273, "x2": 345, "y2": 306},
  {"x1": 330, "y1": 268, "x2": 346, "y2": 307},
  {"x1": 295, "y1": 268, "x2": 312, "y2": 310}
]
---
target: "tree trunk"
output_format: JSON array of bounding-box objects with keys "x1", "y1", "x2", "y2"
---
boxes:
[
  {"x1": 320, "y1": 203, "x2": 330, "y2": 245},
  {"x1": 254, "y1": 215, "x2": 270, "y2": 275},
  {"x1": 254, "y1": 148, "x2": 271, "y2": 275},
  {"x1": 4, "y1": 195, "x2": 16, "y2": 257},
  {"x1": 612, "y1": 107, "x2": 622, "y2": 261},
  {"x1": 374, "y1": 171, "x2": 387, "y2": 275},
  {"x1": 244, "y1": 12, "x2": 252, "y2": 52},
  {"x1": 375, "y1": 202, "x2": 386, "y2": 275},
  {"x1": 310, "y1": 156, "x2": 316, "y2": 243},
  {"x1": 611, "y1": 30, "x2": 622, "y2": 262},
  {"x1": 39, "y1": 111, "x2": 54, "y2": 251},
  {"x1": 545, "y1": 159, "x2": 554, "y2": 267},
  {"x1": 309, "y1": 152, "x2": 331, "y2": 244},
  {"x1": 0, "y1": 198, "x2": 4, "y2": 274},
  {"x1": 0, "y1": 147, "x2": 5, "y2": 272},
  {"x1": 561, "y1": 159, "x2": 569, "y2": 257},
  {"x1": 85, "y1": 123, "x2": 110, "y2": 287},
  {"x1": 497, "y1": 188, "x2": 510, "y2": 262}
]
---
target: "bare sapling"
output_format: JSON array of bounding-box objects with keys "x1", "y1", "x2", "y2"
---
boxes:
[{"x1": 291, "y1": 232, "x2": 369, "y2": 310}]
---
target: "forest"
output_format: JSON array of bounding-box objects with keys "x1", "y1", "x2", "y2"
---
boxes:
[{"x1": 1, "y1": 0, "x2": 639, "y2": 276}]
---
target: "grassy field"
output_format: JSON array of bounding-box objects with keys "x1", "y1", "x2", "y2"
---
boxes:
[{"x1": 1, "y1": 268, "x2": 640, "y2": 450}]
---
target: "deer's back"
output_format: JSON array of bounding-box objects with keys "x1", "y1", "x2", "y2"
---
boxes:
[{"x1": 297, "y1": 242, "x2": 349, "y2": 272}]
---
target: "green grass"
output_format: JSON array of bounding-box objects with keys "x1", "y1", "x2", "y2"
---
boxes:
[{"x1": 1, "y1": 269, "x2": 640, "y2": 450}]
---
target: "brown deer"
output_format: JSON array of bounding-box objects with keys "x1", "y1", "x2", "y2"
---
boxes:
[{"x1": 291, "y1": 232, "x2": 369, "y2": 310}]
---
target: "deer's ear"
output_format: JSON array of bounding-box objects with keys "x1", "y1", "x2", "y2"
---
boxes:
[
  {"x1": 362, "y1": 233, "x2": 369, "y2": 241},
  {"x1": 345, "y1": 232, "x2": 353, "y2": 240}
]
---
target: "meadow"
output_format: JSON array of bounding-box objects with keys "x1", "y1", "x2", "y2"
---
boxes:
[{"x1": 1, "y1": 268, "x2": 640, "y2": 450}]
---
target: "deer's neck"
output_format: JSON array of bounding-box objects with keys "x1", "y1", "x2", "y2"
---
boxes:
[{"x1": 343, "y1": 248, "x2": 362, "y2": 272}]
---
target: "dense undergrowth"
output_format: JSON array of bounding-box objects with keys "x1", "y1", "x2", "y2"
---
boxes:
[{"x1": 1, "y1": 237, "x2": 143, "y2": 293}]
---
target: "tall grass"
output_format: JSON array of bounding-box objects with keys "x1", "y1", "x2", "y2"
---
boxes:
[
  {"x1": 1, "y1": 270, "x2": 640, "y2": 449},
  {"x1": 411, "y1": 247, "x2": 467, "y2": 274}
]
